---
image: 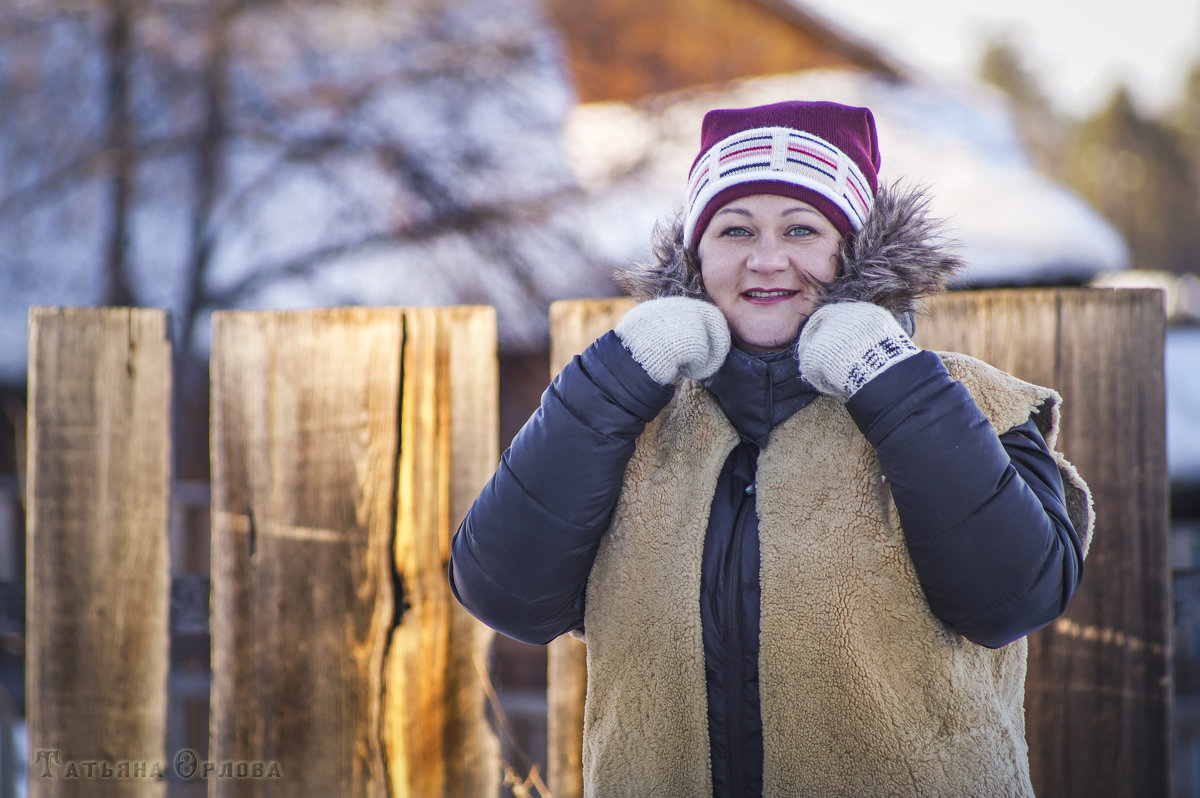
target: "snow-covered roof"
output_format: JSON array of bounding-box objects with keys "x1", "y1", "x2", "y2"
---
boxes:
[{"x1": 562, "y1": 68, "x2": 1129, "y2": 287}]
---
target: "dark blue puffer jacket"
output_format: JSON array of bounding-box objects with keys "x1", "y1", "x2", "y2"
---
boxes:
[{"x1": 449, "y1": 330, "x2": 1083, "y2": 798}]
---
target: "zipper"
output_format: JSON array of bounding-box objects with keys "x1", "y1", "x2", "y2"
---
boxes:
[{"x1": 724, "y1": 485, "x2": 756, "y2": 795}]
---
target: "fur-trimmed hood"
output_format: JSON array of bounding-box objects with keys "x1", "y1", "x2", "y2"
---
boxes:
[{"x1": 614, "y1": 183, "x2": 964, "y2": 322}]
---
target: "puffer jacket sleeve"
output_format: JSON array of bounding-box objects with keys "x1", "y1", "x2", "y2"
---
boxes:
[
  {"x1": 449, "y1": 330, "x2": 674, "y2": 645},
  {"x1": 846, "y1": 351, "x2": 1084, "y2": 649}
]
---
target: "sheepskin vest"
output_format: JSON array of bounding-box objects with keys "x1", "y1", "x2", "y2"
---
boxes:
[{"x1": 581, "y1": 352, "x2": 1086, "y2": 798}]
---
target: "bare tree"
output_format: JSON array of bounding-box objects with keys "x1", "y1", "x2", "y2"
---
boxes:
[
  {"x1": 101, "y1": 0, "x2": 136, "y2": 306},
  {"x1": 0, "y1": 0, "x2": 600, "y2": 361}
]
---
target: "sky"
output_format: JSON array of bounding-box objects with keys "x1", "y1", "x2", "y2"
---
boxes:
[{"x1": 803, "y1": 0, "x2": 1200, "y2": 116}]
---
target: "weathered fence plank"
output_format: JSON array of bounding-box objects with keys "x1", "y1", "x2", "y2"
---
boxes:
[
  {"x1": 916, "y1": 287, "x2": 1170, "y2": 798},
  {"x1": 439, "y1": 307, "x2": 503, "y2": 797},
  {"x1": 382, "y1": 307, "x2": 501, "y2": 798},
  {"x1": 546, "y1": 288, "x2": 1170, "y2": 798},
  {"x1": 26, "y1": 307, "x2": 172, "y2": 797},
  {"x1": 546, "y1": 298, "x2": 632, "y2": 798},
  {"x1": 209, "y1": 306, "x2": 498, "y2": 797}
]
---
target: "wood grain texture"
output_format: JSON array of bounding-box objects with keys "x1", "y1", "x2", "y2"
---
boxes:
[
  {"x1": 26, "y1": 307, "x2": 172, "y2": 798},
  {"x1": 209, "y1": 306, "x2": 498, "y2": 797},
  {"x1": 541, "y1": 0, "x2": 897, "y2": 103},
  {"x1": 919, "y1": 288, "x2": 1170, "y2": 798},
  {"x1": 381, "y1": 307, "x2": 501, "y2": 798},
  {"x1": 545, "y1": 298, "x2": 632, "y2": 798},
  {"x1": 436, "y1": 306, "x2": 502, "y2": 798}
]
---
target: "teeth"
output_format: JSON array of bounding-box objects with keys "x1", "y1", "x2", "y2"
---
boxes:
[{"x1": 744, "y1": 290, "x2": 796, "y2": 298}]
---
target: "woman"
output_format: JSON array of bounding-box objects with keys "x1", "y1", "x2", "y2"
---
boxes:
[{"x1": 450, "y1": 100, "x2": 1092, "y2": 797}]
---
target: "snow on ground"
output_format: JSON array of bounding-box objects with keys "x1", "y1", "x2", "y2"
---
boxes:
[{"x1": 1169, "y1": 326, "x2": 1200, "y2": 486}]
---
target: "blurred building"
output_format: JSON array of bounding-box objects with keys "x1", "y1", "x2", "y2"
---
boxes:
[{"x1": 543, "y1": 0, "x2": 902, "y2": 102}]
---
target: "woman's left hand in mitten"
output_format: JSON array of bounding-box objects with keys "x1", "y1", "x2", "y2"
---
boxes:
[{"x1": 796, "y1": 301, "x2": 920, "y2": 401}]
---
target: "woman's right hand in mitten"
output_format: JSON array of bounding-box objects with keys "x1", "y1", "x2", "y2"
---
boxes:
[{"x1": 615, "y1": 296, "x2": 731, "y2": 385}]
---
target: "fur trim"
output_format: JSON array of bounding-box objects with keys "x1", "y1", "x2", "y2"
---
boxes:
[
  {"x1": 613, "y1": 183, "x2": 964, "y2": 316},
  {"x1": 817, "y1": 182, "x2": 964, "y2": 317},
  {"x1": 613, "y1": 213, "x2": 707, "y2": 302}
]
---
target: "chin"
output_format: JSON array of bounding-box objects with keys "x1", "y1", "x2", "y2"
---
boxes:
[{"x1": 735, "y1": 326, "x2": 800, "y2": 353}]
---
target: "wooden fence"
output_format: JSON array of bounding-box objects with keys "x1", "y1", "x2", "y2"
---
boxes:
[
  {"x1": 25, "y1": 305, "x2": 500, "y2": 797},
  {"x1": 20, "y1": 287, "x2": 1170, "y2": 797},
  {"x1": 27, "y1": 308, "x2": 173, "y2": 798}
]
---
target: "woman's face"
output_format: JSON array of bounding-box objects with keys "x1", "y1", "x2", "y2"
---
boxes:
[{"x1": 696, "y1": 193, "x2": 843, "y2": 352}]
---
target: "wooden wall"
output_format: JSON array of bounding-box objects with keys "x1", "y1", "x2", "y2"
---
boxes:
[{"x1": 542, "y1": 0, "x2": 899, "y2": 103}]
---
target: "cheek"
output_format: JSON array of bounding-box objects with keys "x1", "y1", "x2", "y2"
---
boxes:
[
  {"x1": 808, "y1": 248, "x2": 841, "y2": 283},
  {"x1": 697, "y1": 252, "x2": 734, "y2": 297}
]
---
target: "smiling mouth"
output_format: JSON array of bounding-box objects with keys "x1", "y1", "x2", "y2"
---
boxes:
[{"x1": 742, "y1": 289, "x2": 799, "y2": 299}]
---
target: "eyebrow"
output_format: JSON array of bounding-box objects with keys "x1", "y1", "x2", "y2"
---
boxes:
[{"x1": 713, "y1": 205, "x2": 822, "y2": 218}]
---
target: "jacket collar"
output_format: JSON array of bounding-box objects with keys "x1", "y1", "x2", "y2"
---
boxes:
[{"x1": 702, "y1": 345, "x2": 818, "y2": 448}]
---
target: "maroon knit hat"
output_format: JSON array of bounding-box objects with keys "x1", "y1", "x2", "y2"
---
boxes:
[{"x1": 683, "y1": 100, "x2": 881, "y2": 249}]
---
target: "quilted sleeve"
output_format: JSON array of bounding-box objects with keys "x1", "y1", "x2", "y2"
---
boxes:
[
  {"x1": 846, "y1": 351, "x2": 1088, "y2": 649},
  {"x1": 449, "y1": 331, "x2": 674, "y2": 644}
]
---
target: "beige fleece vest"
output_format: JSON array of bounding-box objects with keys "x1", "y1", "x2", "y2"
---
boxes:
[{"x1": 581, "y1": 352, "x2": 1093, "y2": 798}]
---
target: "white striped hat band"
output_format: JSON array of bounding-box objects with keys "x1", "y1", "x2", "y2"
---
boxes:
[{"x1": 683, "y1": 126, "x2": 875, "y2": 248}]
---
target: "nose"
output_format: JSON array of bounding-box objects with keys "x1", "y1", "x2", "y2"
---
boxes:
[{"x1": 746, "y1": 237, "x2": 788, "y2": 273}]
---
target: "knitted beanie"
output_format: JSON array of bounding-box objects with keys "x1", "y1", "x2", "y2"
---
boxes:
[{"x1": 683, "y1": 101, "x2": 881, "y2": 249}]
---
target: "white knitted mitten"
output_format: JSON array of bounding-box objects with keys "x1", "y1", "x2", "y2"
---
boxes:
[
  {"x1": 796, "y1": 301, "x2": 920, "y2": 401},
  {"x1": 615, "y1": 296, "x2": 731, "y2": 385}
]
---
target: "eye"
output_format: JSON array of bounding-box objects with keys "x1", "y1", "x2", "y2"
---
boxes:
[
  {"x1": 718, "y1": 225, "x2": 752, "y2": 238},
  {"x1": 785, "y1": 225, "x2": 815, "y2": 237}
]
